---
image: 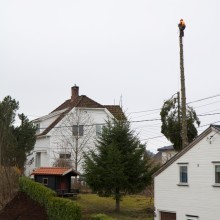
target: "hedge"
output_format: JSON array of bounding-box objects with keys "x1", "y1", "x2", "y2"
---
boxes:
[
  {"x1": 19, "y1": 176, "x2": 82, "y2": 220},
  {"x1": 19, "y1": 176, "x2": 56, "y2": 206},
  {"x1": 47, "y1": 197, "x2": 81, "y2": 220},
  {"x1": 90, "y1": 214, "x2": 114, "y2": 220}
]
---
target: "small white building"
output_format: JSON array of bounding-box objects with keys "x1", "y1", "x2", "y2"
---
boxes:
[
  {"x1": 154, "y1": 125, "x2": 220, "y2": 220},
  {"x1": 25, "y1": 85, "x2": 124, "y2": 176},
  {"x1": 154, "y1": 145, "x2": 177, "y2": 165}
]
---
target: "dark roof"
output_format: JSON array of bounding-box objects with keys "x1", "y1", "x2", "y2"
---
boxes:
[
  {"x1": 157, "y1": 145, "x2": 174, "y2": 152},
  {"x1": 103, "y1": 105, "x2": 126, "y2": 120},
  {"x1": 39, "y1": 110, "x2": 69, "y2": 136},
  {"x1": 51, "y1": 95, "x2": 103, "y2": 113},
  {"x1": 37, "y1": 95, "x2": 124, "y2": 137},
  {"x1": 31, "y1": 167, "x2": 80, "y2": 176},
  {"x1": 154, "y1": 125, "x2": 219, "y2": 177}
]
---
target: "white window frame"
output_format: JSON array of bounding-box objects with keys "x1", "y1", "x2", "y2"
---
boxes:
[
  {"x1": 186, "y1": 215, "x2": 199, "y2": 220},
  {"x1": 35, "y1": 152, "x2": 41, "y2": 168},
  {"x1": 96, "y1": 124, "x2": 103, "y2": 136},
  {"x1": 59, "y1": 153, "x2": 71, "y2": 159},
  {"x1": 177, "y1": 163, "x2": 189, "y2": 186},
  {"x1": 42, "y1": 178, "x2": 48, "y2": 185},
  {"x1": 72, "y1": 125, "x2": 84, "y2": 136},
  {"x1": 215, "y1": 165, "x2": 220, "y2": 184},
  {"x1": 35, "y1": 122, "x2": 40, "y2": 134},
  {"x1": 212, "y1": 161, "x2": 220, "y2": 187}
]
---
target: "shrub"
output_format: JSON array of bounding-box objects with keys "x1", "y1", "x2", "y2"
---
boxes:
[
  {"x1": 47, "y1": 197, "x2": 82, "y2": 220},
  {"x1": 90, "y1": 213, "x2": 114, "y2": 220},
  {"x1": 19, "y1": 176, "x2": 82, "y2": 220},
  {"x1": 19, "y1": 176, "x2": 56, "y2": 206}
]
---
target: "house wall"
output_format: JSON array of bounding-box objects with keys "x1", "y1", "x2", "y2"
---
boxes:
[
  {"x1": 161, "y1": 150, "x2": 177, "y2": 164},
  {"x1": 35, "y1": 112, "x2": 63, "y2": 134},
  {"x1": 48, "y1": 108, "x2": 111, "y2": 171},
  {"x1": 154, "y1": 130, "x2": 220, "y2": 220},
  {"x1": 26, "y1": 107, "x2": 112, "y2": 175},
  {"x1": 25, "y1": 137, "x2": 50, "y2": 176}
]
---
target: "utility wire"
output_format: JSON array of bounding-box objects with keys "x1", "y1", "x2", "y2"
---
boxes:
[
  {"x1": 129, "y1": 108, "x2": 161, "y2": 114},
  {"x1": 37, "y1": 112, "x2": 220, "y2": 130},
  {"x1": 128, "y1": 93, "x2": 220, "y2": 115},
  {"x1": 189, "y1": 100, "x2": 220, "y2": 109},
  {"x1": 198, "y1": 112, "x2": 220, "y2": 117},
  {"x1": 187, "y1": 93, "x2": 220, "y2": 104}
]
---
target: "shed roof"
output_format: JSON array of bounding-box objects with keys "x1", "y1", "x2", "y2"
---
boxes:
[{"x1": 31, "y1": 167, "x2": 80, "y2": 176}]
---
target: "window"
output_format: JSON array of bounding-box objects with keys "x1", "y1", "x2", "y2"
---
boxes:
[
  {"x1": 179, "y1": 165, "x2": 188, "y2": 184},
  {"x1": 212, "y1": 162, "x2": 220, "y2": 186},
  {"x1": 72, "y1": 125, "x2": 84, "y2": 136},
  {"x1": 215, "y1": 165, "x2": 220, "y2": 184},
  {"x1": 35, "y1": 152, "x2": 41, "y2": 167},
  {"x1": 186, "y1": 215, "x2": 199, "y2": 220},
  {"x1": 59, "y1": 153, "x2": 71, "y2": 159},
  {"x1": 35, "y1": 123, "x2": 40, "y2": 134},
  {"x1": 96, "y1": 124, "x2": 102, "y2": 136},
  {"x1": 42, "y1": 178, "x2": 48, "y2": 185}
]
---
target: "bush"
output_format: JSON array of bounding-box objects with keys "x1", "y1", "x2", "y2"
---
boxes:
[
  {"x1": 19, "y1": 176, "x2": 82, "y2": 220},
  {"x1": 19, "y1": 176, "x2": 56, "y2": 207},
  {"x1": 90, "y1": 213, "x2": 114, "y2": 220},
  {"x1": 47, "y1": 197, "x2": 81, "y2": 220}
]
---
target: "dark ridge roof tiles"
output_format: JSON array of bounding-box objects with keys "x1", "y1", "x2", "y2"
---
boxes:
[{"x1": 37, "y1": 96, "x2": 124, "y2": 136}]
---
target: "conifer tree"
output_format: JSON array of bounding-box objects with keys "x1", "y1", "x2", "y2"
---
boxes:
[
  {"x1": 0, "y1": 96, "x2": 36, "y2": 170},
  {"x1": 160, "y1": 97, "x2": 200, "y2": 151},
  {"x1": 13, "y1": 113, "x2": 36, "y2": 170},
  {"x1": 83, "y1": 119, "x2": 154, "y2": 212}
]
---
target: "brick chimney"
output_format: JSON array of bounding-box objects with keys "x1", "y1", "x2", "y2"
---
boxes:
[{"x1": 71, "y1": 85, "x2": 79, "y2": 101}]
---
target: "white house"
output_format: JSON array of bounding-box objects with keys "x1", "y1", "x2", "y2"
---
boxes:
[
  {"x1": 154, "y1": 125, "x2": 220, "y2": 220},
  {"x1": 154, "y1": 145, "x2": 177, "y2": 165},
  {"x1": 25, "y1": 85, "x2": 124, "y2": 176}
]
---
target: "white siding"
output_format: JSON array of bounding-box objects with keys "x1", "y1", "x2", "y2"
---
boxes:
[
  {"x1": 25, "y1": 136, "x2": 50, "y2": 176},
  {"x1": 161, "y1": 150, "x2": 177, "y2": 164},
  {"x1": 26, "y1": 107, "x2": 112, "y2": 175},
  {"x1": 154, "y1": 130, "x2": 220, "y2": 220}
]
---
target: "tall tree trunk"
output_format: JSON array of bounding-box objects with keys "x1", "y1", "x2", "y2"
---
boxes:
[
  {"x1": 179, "y1": 36, "x2": 188, "y2": 148},
  {"x1": 115, "y1": 188, "x2": 120, "y2": 212}
]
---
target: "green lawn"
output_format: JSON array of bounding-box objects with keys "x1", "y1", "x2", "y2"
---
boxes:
[{"x1": 76, "y1": 194, "x2": 154, "y2": 220}]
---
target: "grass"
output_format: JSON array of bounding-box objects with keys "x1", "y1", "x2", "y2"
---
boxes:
[{"x1": 76, "y1": 194, "x2": 154, "y2": 220}]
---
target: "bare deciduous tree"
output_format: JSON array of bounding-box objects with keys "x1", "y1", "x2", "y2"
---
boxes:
[{"x1": 52, "y1": 108, "x2": 96, "y2": 172}]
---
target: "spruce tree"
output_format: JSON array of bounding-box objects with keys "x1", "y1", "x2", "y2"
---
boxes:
[
  {"x1": 0, "y1": 96, "x2": 36, "y2": 170},
  {"x1": 84, "y1": 119, "x2": 153, "y2": 212},
  {"x1": 160, "y1": 97, "x2": 200, "y2": 151},
  {"x1": 13, "y1": 113, "x2": 36, "y2": 171}
]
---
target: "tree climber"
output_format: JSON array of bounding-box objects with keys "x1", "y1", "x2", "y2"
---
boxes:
[{"x1": 178, "y1": 19, "x2": 186, "y2": 37}]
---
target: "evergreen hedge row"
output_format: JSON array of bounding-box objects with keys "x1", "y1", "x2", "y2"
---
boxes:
[
  {"x1": 47, "y1": 197, "x2": 81, "y2": 220},
  {"x1": 19, "y1": 176, "x2": 82, "y2": 220},
  {"x1": 19, "y1": 176, "x2": 56, "y2": 206}
]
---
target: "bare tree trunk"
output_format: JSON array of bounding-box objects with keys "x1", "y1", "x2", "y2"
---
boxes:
[
  {"x1": 4, "y1": 166, "x2": 12, "y2": 198},
  {"x1": 179, "y1": 36, "x2": 188, "y2": 148},
  {"x1": 115, "y1": 188, "x2": 120, "y2": 212}
]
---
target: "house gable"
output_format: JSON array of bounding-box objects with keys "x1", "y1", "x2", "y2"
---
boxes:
[
  {"x1": 154, "y1": 125, "x2": 220, "y2": 220},
  {"x1": 154, "y1": 125, "x2": 219, "y2": 177},
  {"x1": 36, "y1": 87, "x2": 124, "y2": 137}
]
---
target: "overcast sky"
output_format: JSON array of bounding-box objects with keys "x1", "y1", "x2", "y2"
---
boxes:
[{"x1": 1, "y1": 0, "x2": 220, "y2": 152}]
